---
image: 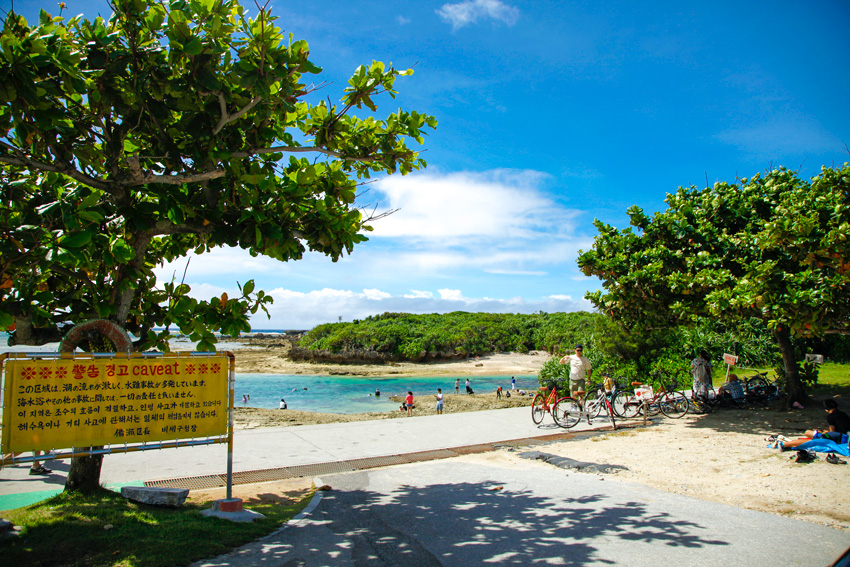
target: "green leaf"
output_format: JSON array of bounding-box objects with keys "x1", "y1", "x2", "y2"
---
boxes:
[
  {"x1": 183, "y1": 37, "x2": 203, "y2": 55},
  {"x1": 59, "y1": 231, "x2": 92, "y2": 248}
]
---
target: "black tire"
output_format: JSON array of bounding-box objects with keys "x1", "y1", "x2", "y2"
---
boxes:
[
  {"x1": 659, "y1": 391, "x2": 689, "y2": 418},
  {"x1": 531, "y1": 394, "x2": 546, "y2": 424},
  {"x1": 689, "y1": 396, "x2": 712, "y2": 414},
  {"x1": 553, "y1": 397, "x2": 582, "y2": 428},
  {"x1": 615, "y1": 392, "x2": 641, "y2": 418}
]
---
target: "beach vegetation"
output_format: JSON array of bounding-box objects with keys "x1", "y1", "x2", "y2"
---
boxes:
[
  {"x1": 0, "y1": 486, "x2": 312, "y2": 567},
  {"x1": 0, "y1": 0, "x2": 434, "y2": 493},
  {"x1": 578, "y1": 166, "x2": 850, "y2": 406}
]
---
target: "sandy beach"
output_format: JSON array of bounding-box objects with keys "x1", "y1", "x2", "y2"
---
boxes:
[{"x1": 225, "y1": 337, "x2": 849, "y2": 532}]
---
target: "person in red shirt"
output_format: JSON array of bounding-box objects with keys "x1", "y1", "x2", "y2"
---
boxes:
[{"x1": 405, "y1": 391, "x2": 414, "y2": 417}]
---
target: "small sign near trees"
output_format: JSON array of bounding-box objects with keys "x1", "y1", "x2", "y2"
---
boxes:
[{"x1": 805, "y1": 354, "x2": 824, "y2": 364}]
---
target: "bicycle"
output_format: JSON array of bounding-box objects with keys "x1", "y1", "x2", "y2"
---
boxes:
[
  {"x1": 552, "y1": 383, "x2": 617, "y2": 430},
  {"x1": 531, "y1": 383, "x2": 568, "y2": 426},
  {"x1": 617, "y1": 379, "x2": 689, "y2": 419},
  {"x1": 744, "y1": 372, "x2": 781, "y2": 406}
]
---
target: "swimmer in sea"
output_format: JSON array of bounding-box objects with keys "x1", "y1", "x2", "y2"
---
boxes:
[{"x1": 375, "y1": 388, "x2": 380, "y2": 397}]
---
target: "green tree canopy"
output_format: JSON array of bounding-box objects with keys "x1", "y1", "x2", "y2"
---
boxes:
[
  {"x1": 578, "y1": 165, "x2": 850, "y2": 404},
  {"x1": 0, "y1": 0, "x2": 436, "y2": 350}
]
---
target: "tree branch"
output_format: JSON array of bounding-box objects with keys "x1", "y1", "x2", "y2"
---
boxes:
[
  {"x1": 0, "y1": 151, "x2": 109, "y2": 191},
  {"x1": 211, "y1": 93, "x2": 263, "y2": 136},
  {"x1": 231, "y1": 145, "x2": 376, "y2": 163}
]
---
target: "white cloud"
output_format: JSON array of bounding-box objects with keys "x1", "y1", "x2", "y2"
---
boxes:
[
  {"x1": 436, "y1": 0, "x2": 519, "y2": 30},
  {"x1": 363, "y1": 288, "x2": 391, "y2": 300},
  {"x1": 397, "y1": 15, "x2": 411, "y2": 25},
  {"x1": 370, "y1": 169, "x2": 573, "y2": 242},
  {"x1": 404, "y1": 290, "x2": 435, "y2": 299},
  {"x1": 438, "y1": 288, "x2": 464, "y2": 300}
]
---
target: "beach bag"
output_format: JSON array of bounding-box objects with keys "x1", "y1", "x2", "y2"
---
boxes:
[{"x1": 693, "y1": 359, "x2": 709, "y2": 382}]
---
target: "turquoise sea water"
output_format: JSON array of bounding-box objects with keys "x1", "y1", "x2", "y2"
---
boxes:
[{"x1": 236, "y1": 374, "x2": 541, "y2": 414}]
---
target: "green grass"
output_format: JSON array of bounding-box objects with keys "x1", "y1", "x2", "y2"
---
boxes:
[{"x1": 0, "y1": 487, "x2": 312, "y2": 567}]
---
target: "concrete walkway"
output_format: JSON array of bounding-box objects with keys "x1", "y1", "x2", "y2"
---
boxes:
[{"x1": 195, "y1": 460, "x2": 848, "y2": 567}]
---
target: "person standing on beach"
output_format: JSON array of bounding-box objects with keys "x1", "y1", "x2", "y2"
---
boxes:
[
  {"x1": 511, "y1": 376, "x2": 516, "y2": 390},
  {"x1": 405, "y1": 391, "x2": 414, "y2": 417},
  {"x1": 496, "y1": 386, "x2": 502, "y2": 399},
  {"x1": 435, "y1": 388, "x2": 444, "y2": 414},
  {"x1": 559, "y1": 344, "x2": 592, "y2": 402},
  {"x1": 465, "y1": 379, "x2": 474, "y2": 394},
  {"x1": 455, "y1": 379, "x2": 460, "y2": 394},
  {"x1": 691, "y1": 350, "x2": 713, "y2": 399}
]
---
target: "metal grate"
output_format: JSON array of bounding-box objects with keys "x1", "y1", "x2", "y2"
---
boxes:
[{"x1": 145, "y1": 426, "x2": 634, "y2": 490}]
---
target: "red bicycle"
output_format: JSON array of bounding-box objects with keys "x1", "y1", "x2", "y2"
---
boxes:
[{"x1": 531, "y1": 384, "x2": 570, "y2": 426}]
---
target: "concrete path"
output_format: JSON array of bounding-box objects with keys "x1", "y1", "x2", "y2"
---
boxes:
[{"x1": 193, "y1": 459, "x2": 848, "y2": 567}]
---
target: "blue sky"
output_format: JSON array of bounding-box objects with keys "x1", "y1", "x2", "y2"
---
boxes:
[{"x1": 9, "y1": 0, "x2": 850, "y2": 329}]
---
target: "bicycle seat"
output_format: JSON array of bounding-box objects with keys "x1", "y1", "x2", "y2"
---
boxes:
[
  {"x1": 631, "y1": 381, "x2": 643, "y2": 387},
  {"x1": 574, "y1": 390, "x2": 586, "y2": 396}
]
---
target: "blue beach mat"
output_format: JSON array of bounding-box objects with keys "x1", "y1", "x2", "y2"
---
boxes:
[{"x1": 796, "y1": 438, "x2": 849, "y2": 457}]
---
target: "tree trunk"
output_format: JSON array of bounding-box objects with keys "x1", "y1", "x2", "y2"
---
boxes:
[
  {"x1": 64, "y1": 451, "x2": 104, "y2": 493},
  {"x1": 774, "y1": 324, "x2": 808, "y2": 407},
  {"x1": 60, "y1": 320, "x2": 126, "y2": 493}
]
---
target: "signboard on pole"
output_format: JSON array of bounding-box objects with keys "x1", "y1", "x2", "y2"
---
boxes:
[
  {"x1": 723, "y1": 353, "x2": 738, "y2": 366},
  {"x1": 1, "y1": 352, "x2": 231, "y2": 454}
]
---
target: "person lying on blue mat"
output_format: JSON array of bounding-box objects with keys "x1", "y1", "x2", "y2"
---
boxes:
[{"x1": 771, "y1": 399, "x2": 849, "y2": 454}]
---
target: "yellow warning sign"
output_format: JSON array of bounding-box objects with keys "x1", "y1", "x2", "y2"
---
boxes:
[{"x1": 1, "y1": 353, "x2": 231, "y2": 453}]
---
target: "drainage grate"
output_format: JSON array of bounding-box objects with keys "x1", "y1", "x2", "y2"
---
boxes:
[
  {"x1": 146, "y1": 474, "x2": 227, "y2": 490},
  {"x1": 144, "y1": 427, "x2": 621, "y2": 490}
]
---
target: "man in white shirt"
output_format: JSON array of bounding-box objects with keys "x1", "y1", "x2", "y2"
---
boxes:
[{"x1": 559, "y1": 344, "x2": 592, "y2": 401}]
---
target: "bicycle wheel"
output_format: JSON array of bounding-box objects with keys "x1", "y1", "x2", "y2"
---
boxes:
[
  {"x1": 587, "y1": 391, "x2": 605, "y2": 418},
  {"x1": 643, "y1": 398, "x2": 661, "y2": 416},
  {"x1": 553, "y1": 397, "x2": 582, "y2": 428},
  {"x1": 688, "y1": 395, "x2": 712, "y2": 414},
  {"x1": 531, "y1": 394, "x2": 546, "y2": 424},
  {"x1": 614, "y1": 391, "x2": 641, "y2": 418},
  {"x1": 659, "y1": 391, "x2": 689, "y2": 418}
]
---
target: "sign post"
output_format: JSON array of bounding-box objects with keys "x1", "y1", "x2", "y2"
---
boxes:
[{"x1": 722, "y1": 353, "x2": 738, "y2": 381}]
